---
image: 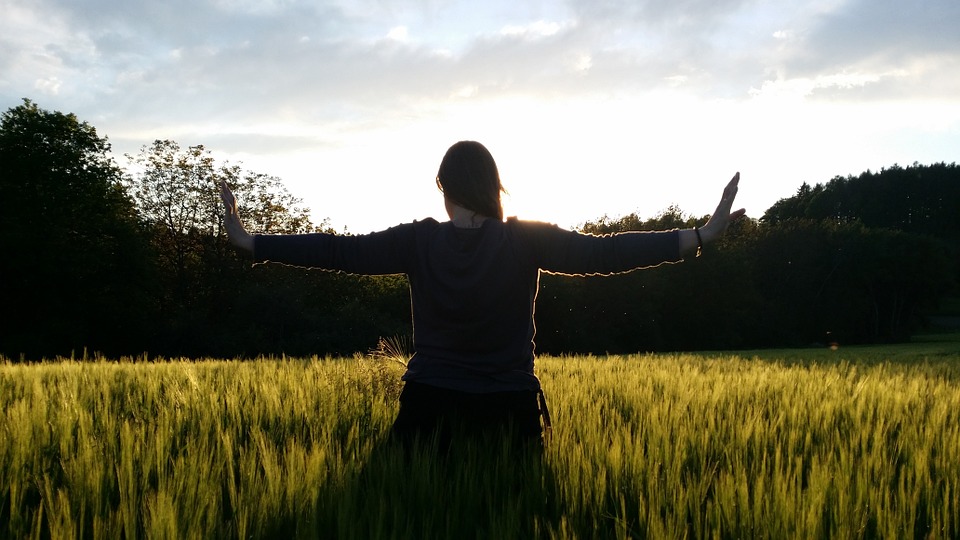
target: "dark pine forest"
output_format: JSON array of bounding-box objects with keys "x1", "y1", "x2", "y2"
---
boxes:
[{"x1": 2, "y1": 99, "x2": 957, "y2": 360}]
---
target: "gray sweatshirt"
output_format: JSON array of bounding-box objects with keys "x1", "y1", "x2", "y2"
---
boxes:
[{"x1": 254, "y1": 218, "x2": 681, "y2": 392}]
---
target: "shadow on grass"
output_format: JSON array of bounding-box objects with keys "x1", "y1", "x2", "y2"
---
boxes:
[{"x1": 316, "y1": 434, "x2": 562, "y2": 539}]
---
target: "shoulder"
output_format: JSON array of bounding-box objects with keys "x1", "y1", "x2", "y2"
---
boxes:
[
  {"x1": 414, "y1": 217, "x2": 441, "y2": 227},
  {"x1": 505, "y1": 216, "x2": 563, "y2": 230},
  {"x1": 410, "y1": 217, "x2": 442, "y2": 237},
  {"x1": 374, "y1": 218, "x2": 440, "y2": 231},
  {"x1": 505, "y1": 216, "x2": 573, "y2": 239},
  {"x1": 411, "y1": 217, "x2": 441, "y2": 230},
  {"x1": 369, "y1": 218, "x2": 440, "y2": 237}
]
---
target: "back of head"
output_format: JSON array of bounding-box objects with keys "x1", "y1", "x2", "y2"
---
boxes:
[{"x1": 436, "y1": 141, "x2": 505, "y2": 220}]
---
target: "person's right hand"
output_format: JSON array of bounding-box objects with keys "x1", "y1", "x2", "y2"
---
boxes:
[{"x1": 220, "y1": 180, "x2": 254, "y2": 252}]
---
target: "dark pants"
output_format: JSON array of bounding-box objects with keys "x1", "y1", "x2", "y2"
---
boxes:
[{"x1": 389, "y1": 381, "x2": 544, "y2": 453}]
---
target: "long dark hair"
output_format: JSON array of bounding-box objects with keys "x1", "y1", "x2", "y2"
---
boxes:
[{"x1": 436, "y1": 141, "x2": 505, "y2": 220}]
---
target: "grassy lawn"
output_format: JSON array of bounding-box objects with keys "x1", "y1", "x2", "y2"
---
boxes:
[{"x1": 2, "y1": 338, "x2": 959, "y2": 538}]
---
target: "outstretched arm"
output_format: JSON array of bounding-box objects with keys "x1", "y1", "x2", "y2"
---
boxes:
[
  {"x1": 679, "y1": 172, "x2": 745, "y2": 256},
  {"x1": 220, "y1": 180, "x2": 255, "y2": 252}
]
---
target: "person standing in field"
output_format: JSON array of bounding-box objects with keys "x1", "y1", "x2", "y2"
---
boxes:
[{"x1": 220, "y1": 140, "x2": 745, "y2": 452}]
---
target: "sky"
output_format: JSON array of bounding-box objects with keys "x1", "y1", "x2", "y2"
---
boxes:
[{"x1": 2, "y1": 0, "x2": 959, "y2": 233}]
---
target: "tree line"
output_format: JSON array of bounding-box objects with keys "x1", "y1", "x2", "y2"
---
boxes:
[{"x1": 1, "y1": 99, "x2": 956, "y2": 360}]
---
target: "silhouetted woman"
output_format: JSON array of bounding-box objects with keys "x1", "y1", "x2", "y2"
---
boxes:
[{"x1": 221, "y1": 140, "x2": 744, "y2": 452}]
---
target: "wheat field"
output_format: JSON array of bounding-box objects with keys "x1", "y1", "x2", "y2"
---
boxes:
[{"x1": 2, "y1": 341, "x2": 959, "y2": 538}]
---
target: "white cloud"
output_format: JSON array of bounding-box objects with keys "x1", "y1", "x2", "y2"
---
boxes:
[
  {"x1": 749, "y1": 70, "x2": 888, "y2": 101},
  {"x1": 453, "y1": 85, "x2": 479, "y2": 99},
  {"x1": 386, "y1": 26, "x2": 409, "y2": 41},
  {"x1": 500, "y1": 20, "x2": 566, "y2": 39},
  {"x1": 1, "y1": 0, "x2": 958, "y2": 231},
  {"x1": 570, "y1": 52, "x2": 592, "y2": 74},
  {"x1": 33, "y1": 76, "x2": 62, "y2": 95}
]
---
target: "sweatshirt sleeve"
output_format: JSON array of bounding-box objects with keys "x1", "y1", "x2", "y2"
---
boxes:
[
  {"x1": 513, "y1": 219, "x2": 682, "y2": 276},
  {"x1": 252, "y1": 222, "x2": 419, "y2": 275}
]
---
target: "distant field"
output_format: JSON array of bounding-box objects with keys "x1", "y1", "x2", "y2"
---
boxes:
[{"x1": 2, "y1": 338, "x2": 959, "y2": 538}]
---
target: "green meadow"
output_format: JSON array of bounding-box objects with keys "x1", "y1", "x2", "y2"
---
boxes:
[{"x1": 2, "y1": 336, "x2": 959, "y2": 539}]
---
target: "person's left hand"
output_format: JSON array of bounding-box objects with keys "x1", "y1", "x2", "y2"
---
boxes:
[
  {"x1": 220, "y1": 180, "x2": 254, "y2": 252},
  {"x1": 700, "y1": 172, "x2": 746, "y2": 243}
]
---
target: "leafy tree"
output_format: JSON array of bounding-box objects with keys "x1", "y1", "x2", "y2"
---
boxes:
[
  {"x1": 762, "y1": 163, "x2": 960, "y2": 240},
  {"x1": 579, "y1": 204, "x2": 695, "y2": 234},
  {"x1": 0, "y1": 99, "x2": 151, "y2": 358},
  {"x1": 126, "y1": 140, "x2": 313, "y2": 235},
  {"x1": 747, "y1": 219, "x2": 953, "y2": 345},
  {"x1": 122, "y1": 140, "x2": 319, "y2": 355},
  {"x1": 761, "y1": 162, "x2": 960, "y2": 326},
  {"x1": 125, "y1": 140, "x2": 314, "y2": 298},
  {"x1": 833, "y1": 226, "x2": 953, "y2": 341},
  {"x1": 656, "y1": 217, "x2": 764, "y2": 350}
]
